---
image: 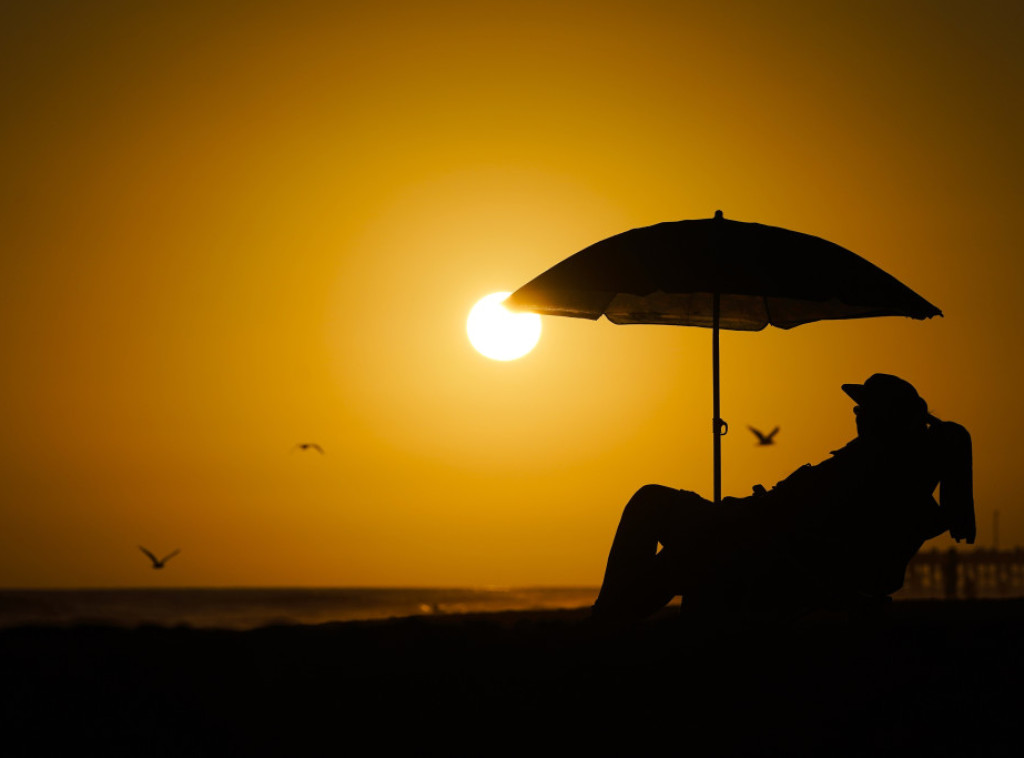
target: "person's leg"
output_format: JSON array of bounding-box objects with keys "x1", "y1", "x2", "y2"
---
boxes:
[
  {"x1": 592, "y1": 484, "x2": 713, "y2": 620},
  {"x1": 592, "y1": 548, "x2": 681, "y2": 621}
]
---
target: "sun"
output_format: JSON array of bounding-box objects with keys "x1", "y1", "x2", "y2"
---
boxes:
[{"x1": 467, "y1": 292, "x2": 542, "y2": 361}]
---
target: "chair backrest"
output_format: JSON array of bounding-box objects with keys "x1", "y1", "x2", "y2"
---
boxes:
[{"x1": 934, "y1": 421, "x2": 975, "y2": 544}]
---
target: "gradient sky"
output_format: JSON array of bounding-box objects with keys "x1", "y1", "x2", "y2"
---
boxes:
[{"x1": 2, "y1": 0, "x2": 1022, "y2": 587}]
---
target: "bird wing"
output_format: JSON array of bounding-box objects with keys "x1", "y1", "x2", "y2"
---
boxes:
[
  {"x1": 766, "y1": 427, "x2": 780, "y2": 441},
  {"x1": 748, "y1": 426, "x2": 767, "y2": 443},
  {"x1": 161, "y1": 549, "x2": 181, "y2": 564},
  {"x1": 138, "y1": 546, "x2": 159, "y2": 565},
  {"x1": 311, "y1": 444, "x2": 325, "y2": 454}
]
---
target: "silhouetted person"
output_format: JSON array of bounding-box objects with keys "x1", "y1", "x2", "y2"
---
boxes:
[
  {"x1": 139, "y1": 546, "x2": 180, "y2": 569},
  {"x1": 593, "y1": 374, "x2": 975, "y2": 621},
  {"x1": 749, "y1": 426, "x2": 779, "y2": 445}
]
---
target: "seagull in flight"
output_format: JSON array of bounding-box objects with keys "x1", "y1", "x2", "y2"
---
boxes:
[
  {"x1": 748, "y1": 426, "x2": 780, "y2": 446},
  {"x1": 139, "y1": 546, "x2": 180, "y2": 569},
  {"x1": 293, "y1": 443, "x2": 325, "y2": 454}
]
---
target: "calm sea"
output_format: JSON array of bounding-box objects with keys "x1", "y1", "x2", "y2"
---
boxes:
[{"x1": 0, "y1": 587, "x2": 599, "y2": 630}]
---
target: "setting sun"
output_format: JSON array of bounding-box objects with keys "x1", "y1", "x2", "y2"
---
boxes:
[{"x1": 467, "y1": 292, "x2": 542, "y2": 361}]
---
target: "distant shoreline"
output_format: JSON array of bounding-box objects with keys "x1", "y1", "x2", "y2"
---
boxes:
[{"x1": 0, "y1": 585, "x2": 603, "y2": 630}]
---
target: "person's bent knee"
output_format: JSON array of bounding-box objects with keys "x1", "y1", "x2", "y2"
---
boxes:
[
  {"x1": 622, "y1": 484, "x2": 679, "y2": 522},
  {"x1": 629, "y1": 483, "x2": 677, "y2": 503}
]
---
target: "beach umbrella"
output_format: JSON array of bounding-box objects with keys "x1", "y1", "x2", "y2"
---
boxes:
[{"x1": 504, "y1": 210, "x2": 941, "y2": 503}]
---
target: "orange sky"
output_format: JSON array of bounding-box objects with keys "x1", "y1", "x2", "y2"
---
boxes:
[{"x1": 2, "y1": 0, "x2": 1022, "y2": 587}]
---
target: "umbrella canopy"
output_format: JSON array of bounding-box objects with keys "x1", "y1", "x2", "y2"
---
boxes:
[
  {"x1": 506, "y1": 211, "x2": 941, "y2": 329},
  {"x1": 505, "y1": 211, "x2": 941, "y2": 501}
]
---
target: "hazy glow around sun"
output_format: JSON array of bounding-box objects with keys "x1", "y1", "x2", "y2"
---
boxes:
[{"x1": 467, "y1": 292, "x2": 542, "y2": 361}]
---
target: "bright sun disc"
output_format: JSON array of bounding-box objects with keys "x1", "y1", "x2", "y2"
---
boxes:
[{"x1": 467, "y1": 292, "x2": 542, "y2": 361}]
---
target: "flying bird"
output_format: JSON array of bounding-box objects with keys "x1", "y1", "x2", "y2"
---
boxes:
[
  {"x1": 748, "y1": 426, "x2": 780, "y2": 446},
  {"x1": 139, "y1": 546, "x2": 180, "y2": 569},
  {"x1": 293, "y1": 443, "x2": 325, "y2": 454}
]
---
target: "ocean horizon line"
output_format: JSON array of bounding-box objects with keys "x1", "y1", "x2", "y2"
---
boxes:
[
  {"x1": 0, "y1": 584, "x2": 601, "y2": 592},
  {"x1": 0, "y1": 586, "x2": 602, "y2": 630}
]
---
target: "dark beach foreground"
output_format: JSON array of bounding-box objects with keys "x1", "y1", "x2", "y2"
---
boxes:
[{"x1": 2, "y1": 599, "x2": 1022, "y2": 757}]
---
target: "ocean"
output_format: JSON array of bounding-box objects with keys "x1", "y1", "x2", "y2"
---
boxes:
[{"x1": 0, "y1": 587, "x2": 599, "y2": 630}]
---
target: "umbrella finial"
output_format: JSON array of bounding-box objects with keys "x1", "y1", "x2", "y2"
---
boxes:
[{"x1": 714, "y1": 209, "x2": 724, "y2": 220}]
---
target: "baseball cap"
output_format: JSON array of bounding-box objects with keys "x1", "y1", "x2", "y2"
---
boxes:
[{"x1": 842, "y1": 373, "x2": 928, "y2": 420}]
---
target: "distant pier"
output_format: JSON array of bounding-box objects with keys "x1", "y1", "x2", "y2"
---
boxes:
[{"x1": 900, "y1": 548, "x2": 1024, "y2": 599}]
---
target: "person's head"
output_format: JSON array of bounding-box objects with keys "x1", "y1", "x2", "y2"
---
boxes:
[{"x1": 842, "y1": 374, "x2": 931, "y2": 439}]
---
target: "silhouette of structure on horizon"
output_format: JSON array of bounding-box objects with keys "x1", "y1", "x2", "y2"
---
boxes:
[
  {"x1": 592, "y1": 374, "x2": 975, "y2": 622},
  {"x1": 139, "y1": 546, "x2": 180, "y2": 570},
  {"x1": 749, "y1": 426, "x2": 779, "y2": 445},
  {"x1": 901, "y1": 547, "x2": 1024, "y2": 600}
]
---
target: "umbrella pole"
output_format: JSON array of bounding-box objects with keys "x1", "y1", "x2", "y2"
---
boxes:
[{"x1": 712, "y1": 292, "x2": 723, "y2": 504}]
